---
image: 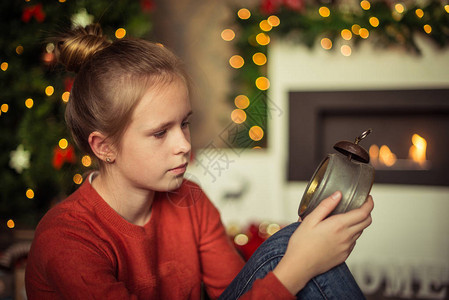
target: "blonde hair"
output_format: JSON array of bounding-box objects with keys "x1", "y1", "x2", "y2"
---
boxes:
[{"x1": 56, "y1": 24, "x2": 187, "y2": 165}]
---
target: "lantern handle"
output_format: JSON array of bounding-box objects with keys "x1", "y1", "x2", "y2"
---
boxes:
[{"x1": 355, "y1": 129, "x2": 372, "y2": 145}]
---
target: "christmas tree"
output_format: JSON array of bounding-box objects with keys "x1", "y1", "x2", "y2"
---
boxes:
[{"x1": 0, "y1": 0, "x2": 153, "y2": 230}]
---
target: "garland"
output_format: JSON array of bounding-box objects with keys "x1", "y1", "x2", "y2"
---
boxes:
[{"x1": 227, "y1": 0, "x2": 449, "y2": 148}]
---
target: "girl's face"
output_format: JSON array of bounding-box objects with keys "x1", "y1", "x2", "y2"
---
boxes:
[{"x1": 112, "y1": 76, "x2": 192, "y2": 193}]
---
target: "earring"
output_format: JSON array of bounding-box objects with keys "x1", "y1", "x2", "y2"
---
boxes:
[{"x1": 106, "y1": 157, "x2": 111, "y2": 163}]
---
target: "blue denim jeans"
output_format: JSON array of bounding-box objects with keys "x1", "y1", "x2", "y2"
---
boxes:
[{"x1": 219, "y1": 222, "x2": 365, "y2": 300}]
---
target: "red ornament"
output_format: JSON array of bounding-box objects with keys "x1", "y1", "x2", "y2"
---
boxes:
[
  {"x1": 260, "y1": 0, "x2": 283, "y2": 15},
  {"x1": 52, "y1": 145, "x2": 76, "y2": 170},
  {"x1": 64, "y1": 77, "x2": 75, "y2": 92},
  {"x1": 22, "y1": 4, "x2": 46, "y2": 23},
  {"x1": 260, "y1": 0, "x2": 304, "y2": 15},
  {"x1": 140, "y1": 0, "x2": 155, "y2": 12},
  {"x1": 283, "y1": 0, "x2": 304, "y2": 11}
]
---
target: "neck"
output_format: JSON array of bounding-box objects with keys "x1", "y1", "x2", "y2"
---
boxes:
[{"x1": 91, "y1": 171, "x2": 155, "y2": 226}]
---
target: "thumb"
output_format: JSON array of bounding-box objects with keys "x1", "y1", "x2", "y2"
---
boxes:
[{"x1": 306, "y1": 191, "x2": 342, "y2": 224}]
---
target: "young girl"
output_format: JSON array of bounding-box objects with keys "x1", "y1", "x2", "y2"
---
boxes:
[{"x1": 25, "y1": 24, "x2": 374, "y2": 299}]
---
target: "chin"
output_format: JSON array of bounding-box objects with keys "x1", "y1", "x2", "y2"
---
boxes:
[{"x1": 164, "y1": 175, "x2": 184, "y2": 192}]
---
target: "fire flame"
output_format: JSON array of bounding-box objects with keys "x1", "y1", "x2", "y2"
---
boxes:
[
  {"x1": 369, "y1": 134, "x2": 428, "y2": 168},
  {"x1": 409, "y1": 134, "x2": 427, "y2": 165}
]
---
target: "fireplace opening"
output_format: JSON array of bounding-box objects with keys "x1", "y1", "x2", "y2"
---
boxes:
[{"x1": 288, "y1": 89, "x2": 449, "y2": 186}]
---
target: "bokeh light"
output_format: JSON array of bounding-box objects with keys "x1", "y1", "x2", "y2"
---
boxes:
[
  {"x1": 319, "y1": 6, "x2": 330, "y2": 17},
  {"x1": 255, "y1": 76, "x2": 270, "y2": 90},
  {"x1": 62, "y1": 91, "x2": 70, "y2": 102},
  {"x1": 221, "y1": 29, "x2": 235, "y2": 41},
  {"x1": 73, "y1": 174, "x2": 83, "y2": 185},
  {"x1": 341, "y1": 45, "x2": 352, "y2": 56},
  {"x1": 45, "y1": 86, "x2": 54, "y2": 96},
  {"x1": 267, "y1": 15, "x2": 280, "y2": 27},
  {"x1": 234, "y1": 95, "x2": 250, "y2": 109},
  {"x1": 238, "y1": 8, "x2": 251, "y2": 19},
  {"x1": 82, "y1": 155, "x2": 92, "y2": 167},
  {"x1": 59, "y1": 138, "x2": 68, "y2": 149},
  {"x1": 341, "y1": 29, "x2": 352, "y2": 40},
  {"x1": 249, "y1": 126, "x2": 264, "y2": 141},
  {"x1": 115, "y1": 28, "x2": 126, "y2": 39},
  {"x1": 231, "y1": 109, "x2": 247, "y2": 124},
  {"x1": 259, "y1": 20, "x2": 272, "y2": 31},
  {"x1": 229, "y1": 55, "x2": 244, "y2": 68},
  {"x1": 25, "y1": 98, "x2": 34, "y2": 109},
  {"x1": 369, "y1": 17, "x2": 379, "y2": 27},
  {"x1": 321, "y1": 38, "x2": 332, "y2": 50},
  {"x1": 26, "y1": 188, "x2": 34, "y2": 199},
  {"x1": 252, "y1": 52, "x2": 267, "y2": 66}
]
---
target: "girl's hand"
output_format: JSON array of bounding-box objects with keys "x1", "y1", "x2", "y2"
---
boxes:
[{"x1": 273, "y1": 191, "x2": 374, "y2": 295}]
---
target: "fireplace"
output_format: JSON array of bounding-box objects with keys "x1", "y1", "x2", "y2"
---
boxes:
[{"x1": 288, "y1": 89, "x2": 449, "y2": 186}]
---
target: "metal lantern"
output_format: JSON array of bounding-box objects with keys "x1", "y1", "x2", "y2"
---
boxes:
[{"x1": 298, "y1": 129, "x2": 375, "y2": 218}]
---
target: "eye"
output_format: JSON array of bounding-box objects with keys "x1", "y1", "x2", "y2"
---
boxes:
[
  {"x1": 181, "y1": 121, "x2": 190, "y2": 129},
  {"x1": 153, "y1": 130, "x2": 167, "y2": 139}
]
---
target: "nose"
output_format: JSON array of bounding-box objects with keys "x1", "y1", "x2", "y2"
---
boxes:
[{"x1": 174, "y1": 129, "x2": 191, "y2": 155}]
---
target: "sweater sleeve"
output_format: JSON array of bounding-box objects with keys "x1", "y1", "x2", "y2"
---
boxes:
[
  {"x1": 239, "y1": 272, "x2": 296, "y2": 300},
  {"x1": 25, "y1": 218, "x2": 138, "y2": 300}
]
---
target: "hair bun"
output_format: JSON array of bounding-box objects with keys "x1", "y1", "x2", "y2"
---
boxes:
[{"x1": 56, "y1": 24, "x2": 111, "y2": 73}]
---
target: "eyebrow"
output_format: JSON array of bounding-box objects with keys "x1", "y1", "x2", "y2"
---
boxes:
[{"x1": 150, "y1": 110, "x2": 193, "y2": 132}]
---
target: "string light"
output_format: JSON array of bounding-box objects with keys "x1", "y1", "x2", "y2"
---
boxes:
[
  {"x1": 259, "y1": 20, "x2": 272, "y2": 32},
  {"x1": 341, "y1": 29, "x2": 352, "y2": 40},
  {"x1": 229, "y1": 55, "x2": 244, "y2": 68},
  {"x1": 352, "y1": 24, "x2": 361, "y2": 35},
  {"x1": 73, "y1": 174, "x2": 83, "y2": 185},
  {"x1": 1, "y1": 62, "x2": 8, "y2": 71},
  {"x1": 59, "y1": 138, "x2": 68, "y2": 149},
  {"x1": 267, "y1": 15, "x2": 280, "y2": 27},
  {"x1": 45, "y1": 86, "x2": 54, "y2": 96},
  {"x1": 319, "y1": 7, "x2": 330, "y2": 17},
  {"x1": 81, "y1": 155, "x2": 92, "y2": 167},
  {"x1": 1, "y1": 104, "x2": 9, "y2": 113},
  {"x1": 234, "y1": 233, "x2": 249, "y2": 246},
  {"x1": 360, "y1": 0, "x2": 371, "y2": 10},
  {"x1": 16, "y1": 45, "x2": 24, "y2": 55},
  {"x1": 238, "y1": 8, "x2": 251, "y2": 20},
  {"x1": 320, "y1": 38, "x2": 332, "y2": 50},
  {"x1": 255, "y1": 76, "x2": 270, "y2": 90},
  {"x1": 62, "y1": 91, "x2": 70, "y2": 102},
  {"x1": 249, "y1": 126, "x2": 264, "y2": 141},
  {"x1": 445, "y1": 5, "x2": 449, "y2": 13},
  {"x1": 395, "y1": 3, "x2": 405, "y2": 14},
  {"x1": 252, "y1": 52, "x2": 267, "y2": 66},
  {"x1": 415, "y1": 9, "x2": 424, "y2": 18},
  {"x1": 221, "y1": 29, "x2": 235, "y2": 41},
  {"x1": 115, "y1": 28, "x2": 126, "y2": 39},
  {"x1": 26, "y1": 188, "x2": 34, "y2": 199},
  {"x1": 341, "y1": 45, "x2": 352, "y2": 56},
  {"x1": 7, "y1": 219, "x2": 15, "y2": 229},
  {"x1": 231, "y1": 109, "x2": 247, "y2": 124},
  {"x1": 25, "y1": 98, "x2": 34, "y2": 109},
  {"x1": 234, "y1": 95, "x2": 250, "y2": 109},
  {"x1": 423, "y1": 24, "x2": 432, "y2": 34},
  {"x1": 256, "y1": 33, "x2": 270, "y2": 45},
  {"x1": 359, "y1": 28, "x2": 369, "y2": 39},
  {"x1": 369, "y1": 17, "x2": 380, "y2": 27}
]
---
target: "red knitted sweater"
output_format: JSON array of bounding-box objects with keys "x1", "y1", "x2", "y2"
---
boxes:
[{"x1": 25, "y1": 179, "x2": 294, "y2": 299}]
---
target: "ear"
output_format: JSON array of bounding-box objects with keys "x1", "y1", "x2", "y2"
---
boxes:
[{"x1": 88, "y1": 131, "x2": 116, "y2": 163}]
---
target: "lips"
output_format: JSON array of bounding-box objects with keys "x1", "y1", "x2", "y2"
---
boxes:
[{"x1": 169, "y1": 163, "x2": 188, "y2": 175}]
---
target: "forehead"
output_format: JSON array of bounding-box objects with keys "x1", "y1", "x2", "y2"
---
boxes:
[{"x1": 131, "y1": 76, "x2": 190, "y2": 122}]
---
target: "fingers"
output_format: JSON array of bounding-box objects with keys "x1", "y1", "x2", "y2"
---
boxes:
[
  {"x1": 305, "y1": 191, "x2": 342, "y2": 225},
  {"x1": 335, "y1": 195, "x2": 374, "y2": 227}
]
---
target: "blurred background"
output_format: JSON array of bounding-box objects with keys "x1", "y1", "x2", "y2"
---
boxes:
[{"x1": 1, "y1": 0, "x2": 448, "y2": 299}]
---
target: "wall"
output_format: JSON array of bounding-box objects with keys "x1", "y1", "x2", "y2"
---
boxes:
[{"x1": 188, "y1": 35, "x2": 449, "y2": 299}]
